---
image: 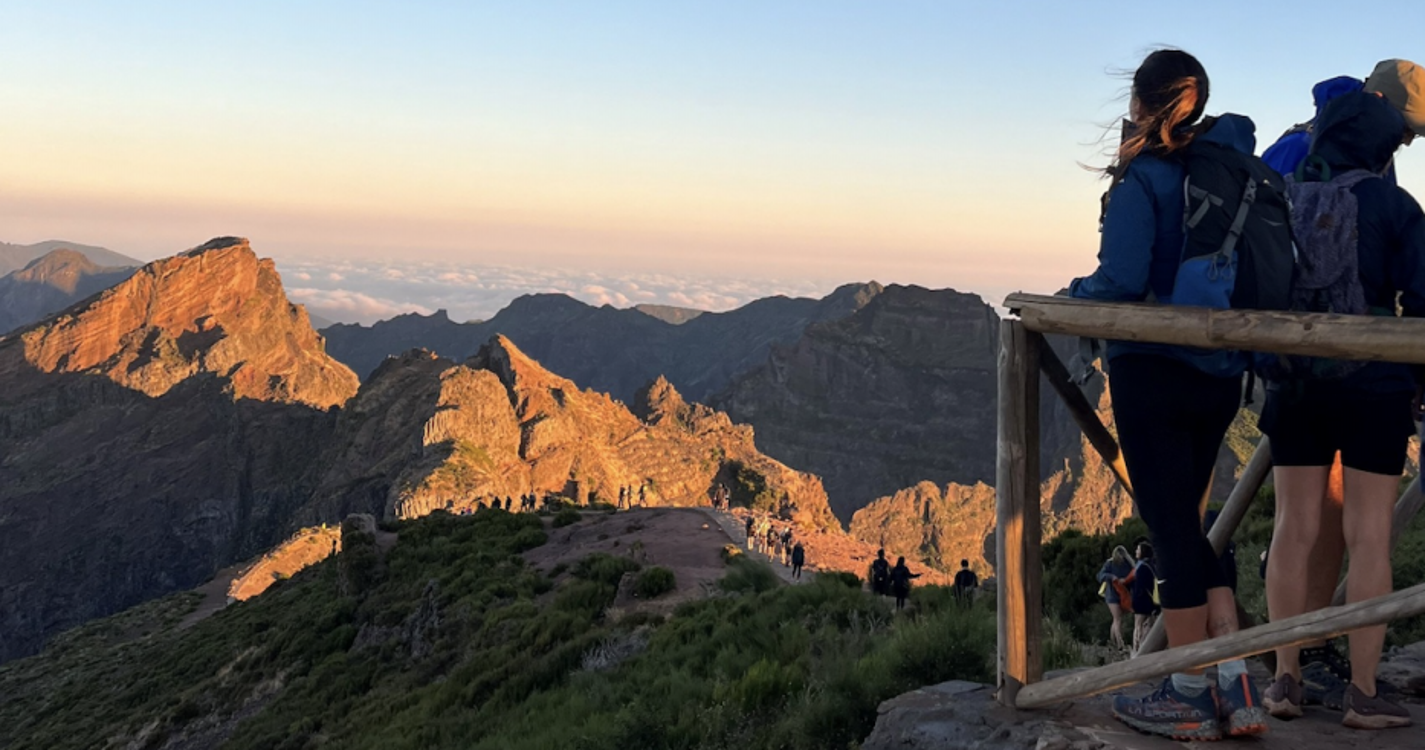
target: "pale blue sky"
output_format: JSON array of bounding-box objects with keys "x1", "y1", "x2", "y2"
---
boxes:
[{"x1": 2, "y1": 1, "x2": 1423, "y2": 311}]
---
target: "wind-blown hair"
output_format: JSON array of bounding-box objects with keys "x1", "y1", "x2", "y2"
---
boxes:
[{"x1": 1106, "y1": 49, "x2": 1209, "y2": 182}]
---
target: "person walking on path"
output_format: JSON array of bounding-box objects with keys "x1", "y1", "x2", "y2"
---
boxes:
[
  {"x1": 869, "y1": 550, "x2": 891, "y2": 596},
  {"x1": 744, "y1": 516, "x2": 755, "y2": 551},
  {"x1": 1068, "y1": 49, "x2": 1270, "y2": 740},
  {"x1": 791, "y1": 542, "x2": 806, "y2": 580},
  {"x1": 1098, "y1": 546, "x2": 1134, "y2": 651},
  {"x1": 1128, "y1": 542, "x2": 1159, "y2": 658},
  {"x1": 889, "y1": 556, "x2": 920, "y2": 611},
  {"x1": 953, "y1": 559, "x2": 979, "y2": 606},
  {"x1": 1259, "y1": 85, "x2": 1425, "y2": 731}
]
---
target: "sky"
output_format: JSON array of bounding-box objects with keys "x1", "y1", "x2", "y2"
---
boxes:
[{"x1": 3, "y1": 2, "x2": 1425, "y2": 322}]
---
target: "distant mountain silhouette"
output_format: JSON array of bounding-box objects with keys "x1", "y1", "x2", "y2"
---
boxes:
[
  {"x1": 322, "y1": 282, "x2": 884, "y2": 403},
  {"x1": 633, "y1": 303, "x2": 705, "y2": 325},
  {"x1": 0, "y1": 240, "x2": 142, "y2": 276},
  {"x1": 0, "y1": 249, "x2": 138, "y2": 334}
]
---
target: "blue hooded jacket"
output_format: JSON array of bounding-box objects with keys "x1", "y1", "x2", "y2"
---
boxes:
[
  {"x1": 1261, "y1": 76, "x2": 1363, "y2": 178},
  {"x1": 1068, "y1": 115, "x2": 1257, "y2": 377}
]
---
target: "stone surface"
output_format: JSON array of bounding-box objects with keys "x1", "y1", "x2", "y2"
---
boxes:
[{"x1": 863, "y1": 676, "x2": 1425, "y2": 750}]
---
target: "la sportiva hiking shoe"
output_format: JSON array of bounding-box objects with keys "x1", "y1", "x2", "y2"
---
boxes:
[
  {"x1": 1342, "y1": 683, "x2": 1413, "y2": 729},
  {"x1": 1216, "y1": 673, "x2": 1269, "y2": 736},
  {"x1": 1262, "y1": 673, "x2": 1303, "y2": 719},
  {"x1": 1112, "y1": 677, "x2": 1222, "y2": 742},
  {"x1": 1300, "y1": 644, "x2": 1351, "y2": 710}
]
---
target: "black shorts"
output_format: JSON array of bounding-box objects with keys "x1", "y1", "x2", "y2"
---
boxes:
[{"x1": 1260, "y1": 383, "x2": 1415, "y2": 476}]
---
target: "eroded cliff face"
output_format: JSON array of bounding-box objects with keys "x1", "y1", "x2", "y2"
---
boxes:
[
  {"x1": 0, "y1": 249, "x2": 136, "y2": 334},
  {"x1": 307, "y1": 339, "x2": 838, "y2": 531},
  {"x1": 715, "y1": 285, "x2": 1000, "y2": 521},
  {"x1": 0, "y1": 238, "x2": 359, "y2": 663}
]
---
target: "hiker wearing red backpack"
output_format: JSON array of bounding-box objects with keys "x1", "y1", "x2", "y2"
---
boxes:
[
  {"x1": 1257, "y1": 85, "x2": 1425, "y2": 730},
  {"x1": 1069, "y1": 49, "x2": 1288, "y2": 741}
]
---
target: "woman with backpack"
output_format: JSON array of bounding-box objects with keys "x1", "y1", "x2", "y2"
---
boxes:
[
  {"x1": 1259, "y1": 89, "x2": 1425, "y2": 730},
  {"x1": 889, "y1": 556, "x2": 920, "y2": 611},
  {"x1": 1128, "y1": 542, "x2": 1159, "y2": 658},
  {"x1": 1097, "y1": 545, "x2": 1134, "y2": 651},
  {"x1": 1068, "y1": 49, "x2": 1267, "y2": 740}
]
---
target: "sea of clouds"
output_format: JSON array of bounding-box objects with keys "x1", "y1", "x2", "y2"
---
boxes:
[{"x1": 275, "y1": 257, "x2": 843, "y2": 326}]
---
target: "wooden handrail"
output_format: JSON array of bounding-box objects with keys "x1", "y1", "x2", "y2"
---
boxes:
[
  {"x1": 1005, "y1": 293, "x2": 1425, "y2": 365},
  {"x1": 1016, "y1": 580, "x2": 1425, "y2": 709}
]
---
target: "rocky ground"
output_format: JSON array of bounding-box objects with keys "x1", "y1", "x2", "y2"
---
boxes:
[{"x1": 864, "y1": 648, "x2": 1425, "y2": 750}]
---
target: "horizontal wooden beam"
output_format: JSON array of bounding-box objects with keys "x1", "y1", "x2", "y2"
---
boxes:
[
  {"x1": 1005, "y1": 293, "x2": 1425, "y2": 365},
  {"x1": 1035, "y1": 335, "x2": 1132, "y2": 498},
  {"x1": 1016, "y1": 580, "x2": 1425, "y2": 709}
]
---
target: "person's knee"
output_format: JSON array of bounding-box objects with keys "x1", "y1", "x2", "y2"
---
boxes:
[{"x1": 1273, "y1": 511, "x2": 1322, "y2": 549}]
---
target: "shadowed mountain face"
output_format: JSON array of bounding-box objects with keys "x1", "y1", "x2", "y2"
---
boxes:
[
  {"x1": 0, "y1": 238, "x2": 829, "y2": 662},
  {"x1": 322, "y1": 282, "x2": 884, "y2": 403},
  {"x1": 0, "y1": 240, "x2": 142, "y2": 276},
  {"x1": 0, "y1": 249, "x2": 138, "y2": 334}
]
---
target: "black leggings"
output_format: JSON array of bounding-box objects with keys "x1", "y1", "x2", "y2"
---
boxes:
[{"x1": 1109, "y1": 354, "x2": 1240, "y2": 610}]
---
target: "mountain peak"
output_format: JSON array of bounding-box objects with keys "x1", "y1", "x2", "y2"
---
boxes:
[{"x1": 0, "y1": 236, "x2": 358, "y2": 408}]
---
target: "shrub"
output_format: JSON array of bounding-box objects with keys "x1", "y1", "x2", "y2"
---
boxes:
[
  {"x1": 720, "y1": 544, "x2": 743, "y2": 563},
  {"x1": 552, "y1": 508, "x2": 582, "y2": 528},
  {"x1": 719, "y1": 557, "x2": 780, "y2": 594},
  {"x1": 821, "y1": 571, "x2": 861, "y2": 589},
  {"x1": 633, "y1": 567, "x2": 676, "y2": 599},
  {"x1": 571, "y1": 553, "x2": 641, "y2": 587}
]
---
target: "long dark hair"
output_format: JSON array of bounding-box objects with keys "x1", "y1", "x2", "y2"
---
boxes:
[{"x1": 1107, "y1": 49, "x2": 1209, "y2": 181}]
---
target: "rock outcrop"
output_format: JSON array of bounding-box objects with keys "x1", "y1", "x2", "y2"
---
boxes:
[
  {"x1": 0, "y1": 237, "x2": 360, "y2": 663},
  {"x1": 715, "y1": 285, "x2": 1000, "y2": 520},
  {"x1": 0, "y1": 249, "x2": 136, "y2": 334},
  {"x1": 321, "y1": 282, "x2": 883, "y2": 403},
  {"x1": 308, "y1": 338, "x2": 839, "y2": 531}
]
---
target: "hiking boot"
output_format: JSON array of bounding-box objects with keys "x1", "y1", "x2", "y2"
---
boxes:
[
  {"x1": 1300, "y1": 644, "x2": 1351, "y2": 710},
  {"x1": 1216, "y1": 673, "x2": 1269, "y2": 737},
  {"x1": 1262, "y1": 673, "x2": 1303, "y2": 720},
  {"x1": 1342, "y1": 683, "x2": 1412, "y2": 730},
  {"x1": 1112, "y1": 677, "x2": 1222, "y2": 742}
]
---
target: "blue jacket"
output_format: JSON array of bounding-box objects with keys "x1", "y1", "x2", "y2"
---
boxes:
[
  {"x1": 1261, "y1": 76, "x2": 1363, "y2": 178},
  {"x1": 1068, "y1": 115, "x2": 1256, "y2": 377}
]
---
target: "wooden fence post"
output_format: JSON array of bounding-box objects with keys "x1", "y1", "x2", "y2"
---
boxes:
[
  {"x1": 1035, "y1": 335, "x2": 1132, "y2": 498},
  {"x1": 996, "y1": 320, "x2": 1042, "y2": 706}
]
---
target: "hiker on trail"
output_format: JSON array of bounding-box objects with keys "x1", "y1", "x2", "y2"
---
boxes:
[
  {"x1": 869, "y1": 549, "x2": 891, "y2": 596},
  {"x1": 953, "y1": 559, "x2": 979, "y2": 606},
  {"x1": 1260, "y1": 68, "x2": 1420, "y2": 705},
  {"x1": 1097, "y1": 546, "x2": 1134, "y2": 651},
  {"x1": 504, "y1": 496, "x2": 512, "y2": 512},
  {"x1": 791, "y1": 541, "x2": 806, "y2": 580},
  {"x1": 639, "y1": 485, "x2": 647, "y2": 507},
  {"x1": 780, "y1": 527, "x2": 794, "y2": 564},
  {"x1": 1258, "y1": 82, "x2": 1425, "y2": 730},
  {"x1": 1068, "y1": 50, "x2": 1272, "y2": 739},
  {"x1": 764, "y1": 525, "x2": 777, "y2": 556},
  {"x1": 1127, "y1": 542, "x2": 1158, "y2": 658},
  {"x1": 889, "y1": 556, "x2": 920, "y2": 611}
]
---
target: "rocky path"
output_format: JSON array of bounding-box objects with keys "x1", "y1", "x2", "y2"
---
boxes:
[
  {"x1": 700, "y1": 508, "x2": 806, "y2": 585},
  {"x1": 864, "y1": 647, "x2": 1425, "y2": 750}
]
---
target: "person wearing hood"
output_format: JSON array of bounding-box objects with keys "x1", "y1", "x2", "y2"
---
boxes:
[
  {"x1": 1259, "y1": 90, "x2": 1425, "y2": 731},
  {"x1": 1257, "y1": 61, "x2": 1425, "y2": 712},
  {"x1": 1069, "y1": 50, "x2": 1266, "y2": 741}
]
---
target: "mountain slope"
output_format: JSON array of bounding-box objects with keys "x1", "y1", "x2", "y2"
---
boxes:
[
  {"x1": 0, "y1": 240, "x2": 142, "y2": 275},
  {"x1": 322, "y1": 282, "x2": 884, "y2": 403},
  {"x1": 0, "y1": 249, "x2": 137, "y2": 334}
]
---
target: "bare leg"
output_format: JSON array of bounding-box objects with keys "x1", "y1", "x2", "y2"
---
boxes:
[
  {"x1": 1108, "y1": 602, "x2": 1125, "y2": 650},
  {"x1": 1267, "y1": 465, "x2": 1331, "y2": 679},
  {"x1": 1301, "y1": 456, "x2": 1347, "y2": 649},
  {"x1": 1342, "y1": 467, "x2": 1399, "y2": 696}
]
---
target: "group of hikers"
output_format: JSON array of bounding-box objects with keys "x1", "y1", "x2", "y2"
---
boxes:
[
  {"x1": 451, "y1": 494, "x2": 540, "y2": 514},
  {"x1": 869, "y1": 552, "x2": 979, "y2": 610},
  {"x1": 742, "y1": 513, "x2": 806, "y2": 579},
  {"x1": 616, "y1": 485, "x2": 648, "y2": 510},
  {"x1": 1074, "y1": 51, "x2": 1425, "y2": 738},
  {"x1": 1096, "y1": 539, "x2": 1159, "y2": 656}
]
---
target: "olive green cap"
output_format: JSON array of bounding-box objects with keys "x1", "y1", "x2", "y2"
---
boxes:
[{"x1": 1364, "y1": 59, "x2": 1425, "y2": 136}]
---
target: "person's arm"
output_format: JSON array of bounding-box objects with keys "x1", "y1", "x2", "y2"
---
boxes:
[
  {"x1": 1068, "y1": 167, "x2": 1157, "y2": 302},
  {"x1": 1096, "y1": 562, "x2": 1118, "y2": 583}
]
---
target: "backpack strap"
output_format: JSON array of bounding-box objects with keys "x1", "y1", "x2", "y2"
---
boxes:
[{"x1": 1217, "y1": 178, "x2": 1257, "y2": 260}]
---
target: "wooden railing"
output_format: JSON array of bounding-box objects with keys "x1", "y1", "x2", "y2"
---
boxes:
[{"x1": 995, "y1": 293, "x2": 1425, "y2": 709}]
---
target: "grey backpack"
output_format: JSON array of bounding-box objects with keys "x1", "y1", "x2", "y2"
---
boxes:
[{"x1": 1257, "y1": 159, "x2": 1381, "y2": 381}]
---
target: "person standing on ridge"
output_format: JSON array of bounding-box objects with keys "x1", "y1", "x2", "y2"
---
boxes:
[
  {"x1": 1259, "y1": 87, "x2": 1425, "y2": 730},
  {"x1": 889, "y1": 556, "x2": 920, "y2": 611},
  {"x1": 953, "y1": 559, "x2": 979, "y2": 606},
  {"x1": 870, "y1": 550, "x2": 891, "y2": 596},
  {"x1": 1097, "y1": 546, "x2": 1134, "y2": 651},
  {"x1": 1068, "y1": 49, "x2": 1270, "y2": 740}
]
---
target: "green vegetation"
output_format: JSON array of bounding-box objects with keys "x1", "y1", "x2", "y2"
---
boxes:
[
  {"x1": 633, "y1": 566, "x2": 677, "y2": 599},
  {"x1": 552, "y1": 507, "x2": 583, "y2": 528},
  {"x1": 726, "y1": 460, "x2": 779, "y2": 513},
  {"x1": 0, "y1": 512, "x2": 1003, "y2": 750}
]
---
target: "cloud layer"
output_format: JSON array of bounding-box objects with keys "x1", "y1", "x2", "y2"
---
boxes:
[{"x1": 275, "y1": 257, "x2": 842, "y2": 325}]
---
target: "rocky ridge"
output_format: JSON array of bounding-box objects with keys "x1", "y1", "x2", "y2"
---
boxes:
[{"x1": 0, "y1": 249, "x2": 137, "y2": 334}]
